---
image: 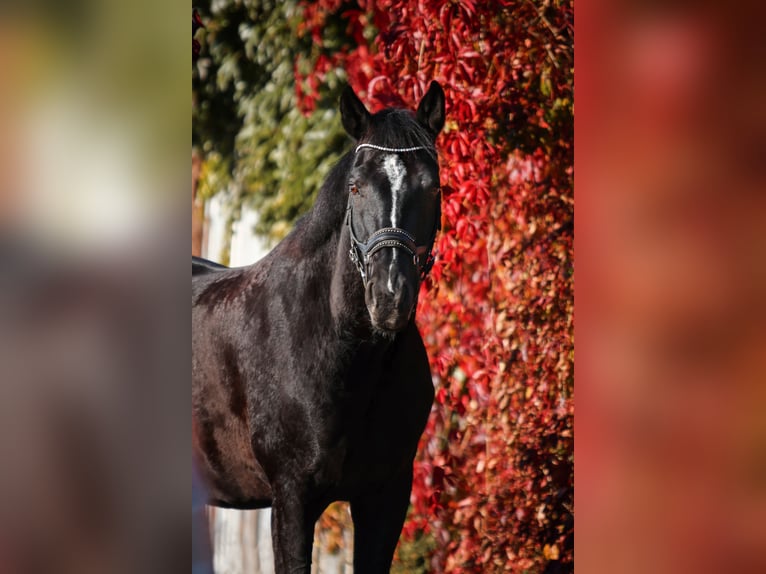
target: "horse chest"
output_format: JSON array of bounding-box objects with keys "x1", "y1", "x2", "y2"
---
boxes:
[{"x1": 314, "y1": 362, "x2": 433, "y2": 496}]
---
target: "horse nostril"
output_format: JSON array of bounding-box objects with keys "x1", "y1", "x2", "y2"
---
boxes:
[{"x1": 367, "y1": 272, "x2": 414, "y2": 317}]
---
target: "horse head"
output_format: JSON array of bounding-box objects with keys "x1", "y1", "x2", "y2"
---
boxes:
[{"x1": 340, "y1": 82, "x2": 445, "y2": 334}]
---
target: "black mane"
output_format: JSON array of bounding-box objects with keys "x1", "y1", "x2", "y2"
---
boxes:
[{"x1": 300, "y1": 152, "x2": 355, "y2": 246}]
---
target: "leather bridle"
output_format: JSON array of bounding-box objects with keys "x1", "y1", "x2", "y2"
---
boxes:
[{"x1": 345, "y1": 144, "x2": 441, "y2": 286}]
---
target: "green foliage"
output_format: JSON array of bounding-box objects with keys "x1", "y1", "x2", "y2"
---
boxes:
[
  {"x1": 392, "y1": 528, "x2": 437, "y2": 574},
  {"x1": 192, "y1": 0, "x2": 350, "y2": 243}
]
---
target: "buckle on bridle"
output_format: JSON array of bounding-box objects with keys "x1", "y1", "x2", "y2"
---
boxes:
[
  {"x1": 421, "y1": 250, "x2": 436, "y2": 279},
  {"x1": 348, "y1": 245, "x2": 366, "y2": 281}
]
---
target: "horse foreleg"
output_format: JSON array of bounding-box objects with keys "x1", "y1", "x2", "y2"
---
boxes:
[
  {"x1": 351, "y1": 469, "x2": 413, "y2": 573},
  {"x1": 270, "y1": 487, "x2": 319, "y2": 574}
]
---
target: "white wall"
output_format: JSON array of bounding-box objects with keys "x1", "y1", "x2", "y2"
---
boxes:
[{"x1": 203, "y1": 194, "x2": 269, "y2": 267}]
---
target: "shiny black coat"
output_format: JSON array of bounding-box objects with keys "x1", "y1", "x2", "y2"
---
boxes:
[{"x1": 192, "y1": 82, "x2": 444, "y2": 573}]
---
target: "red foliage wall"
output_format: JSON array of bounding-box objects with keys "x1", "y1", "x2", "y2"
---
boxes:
[{"x1": 297, "y1": 1, "x2": 574, "y2": 571}]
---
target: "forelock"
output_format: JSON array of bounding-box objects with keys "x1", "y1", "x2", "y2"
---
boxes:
[{"x1": 361, "y1": 109, "x2": 437, "y2": 161}]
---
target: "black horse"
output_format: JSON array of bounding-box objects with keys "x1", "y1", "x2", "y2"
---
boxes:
[{"x1": 192, "y1": 81, "x2": 445, "y2": 573}]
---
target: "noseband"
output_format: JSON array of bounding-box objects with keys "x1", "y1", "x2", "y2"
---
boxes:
[{"x1": 346, "y1": 144, "x2": 441, "y2": 286}]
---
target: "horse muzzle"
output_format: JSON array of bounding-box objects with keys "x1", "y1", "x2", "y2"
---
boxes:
[{"x1": 365, "y1": 270, "x2": 416, "y2": 333}]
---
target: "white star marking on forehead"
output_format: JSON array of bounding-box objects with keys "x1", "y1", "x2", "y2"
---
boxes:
[
  {"x1": 382, "y1": 154, "x2": 406, "y2": 227},
  {"x1": 382, "y1": 154, "x2": 407, "y2": 293}
]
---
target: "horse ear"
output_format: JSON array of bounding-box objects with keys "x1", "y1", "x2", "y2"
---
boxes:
[
  {"x1": 416, "y1": 81, "x2": 445, "y2": 135},
  {"x1": 340, "y1": 85, "x2": 371, "y2": 140}
]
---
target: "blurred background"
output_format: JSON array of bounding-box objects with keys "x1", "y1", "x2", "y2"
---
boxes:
[
  {"x1": 0, "y1": 0, "x2": 188, "y2": 573},
  {"x1": 577, "y1": 1, "x2": 766, "y2": 573}
]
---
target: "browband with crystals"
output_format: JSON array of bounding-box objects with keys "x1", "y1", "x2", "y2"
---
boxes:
[{"x1": 355, "y1": 143, "x2": 430, "y2": 154}]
